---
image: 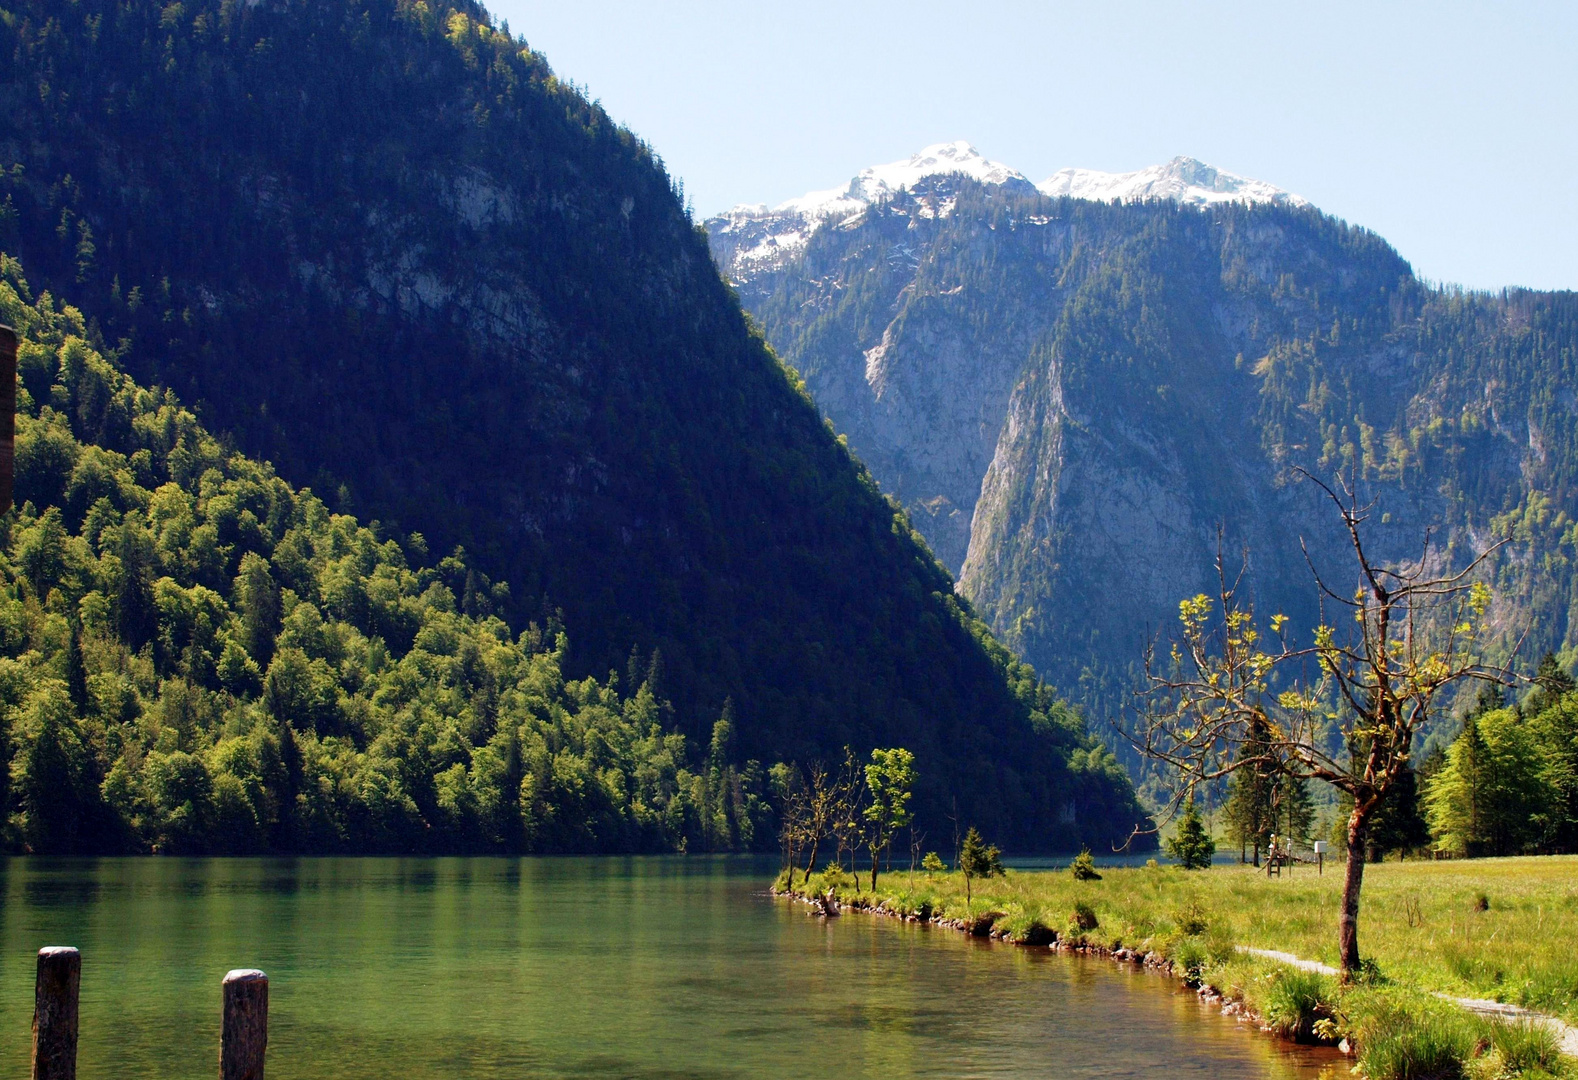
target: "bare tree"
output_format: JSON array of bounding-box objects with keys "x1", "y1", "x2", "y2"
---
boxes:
[
  {"x1": 829, "y1": 749, "x2": 868, "y2": 877},
  {"x1": 774, "y1": 764, "x2": 808, "y2": 885},
  {"x1": 1127, "y1": 473, "x2": 1509, "y2": 978},
  {"x1": 789, "y1": 759, "x2": 863, "y2": 886}
]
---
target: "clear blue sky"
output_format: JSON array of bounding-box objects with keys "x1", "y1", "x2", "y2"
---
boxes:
[{"x1": 487, "y1": 1, "x2": 1576, "y2": 292}]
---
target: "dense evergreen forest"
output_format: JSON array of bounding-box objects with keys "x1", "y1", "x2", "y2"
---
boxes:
[
  {"x1": 1213, "y1": 660, "x2": 1578, "y2": 863},
  {"x1": 0, "y1": 0, "x2": 1150, "y2": 849},
  {"x1": 0, "y1": 255, "x2": 777, "y2": 853},
  {"x1": 721, "y1": 177, "x2": 1578, "y2": 791}
]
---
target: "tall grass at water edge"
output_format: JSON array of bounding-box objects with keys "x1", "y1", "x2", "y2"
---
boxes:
[{"x1": 781, "y1": 856, "x2": 1578, "y2": 1077}]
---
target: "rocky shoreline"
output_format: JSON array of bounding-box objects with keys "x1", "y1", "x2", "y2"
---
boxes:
[{"x1": 773, "y1": 885, "x2": 1348, "y2": 1056}]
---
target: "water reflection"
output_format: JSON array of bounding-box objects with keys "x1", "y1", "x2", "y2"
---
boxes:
[{"x1": 0, "y1": 857, "x2": 1339, "y2": 1079}]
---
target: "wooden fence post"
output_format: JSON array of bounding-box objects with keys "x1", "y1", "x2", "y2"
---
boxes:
[
  {"x1": 220, "y1": 969, "x2": 268, "y2": 1080},
  {"x1": 0, "y1": 323, "x2": 17, "y2": 516},
  {"x1": 32, "y1": 946, "x2": 80, "y2": 1080}
]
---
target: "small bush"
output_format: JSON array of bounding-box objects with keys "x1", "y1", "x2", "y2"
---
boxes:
[
  {"x1": 1262, "y1": 969, "x2": 1337, "y2": 1043},
  {"x1": 1171, "y1": 936, "x2": 1210, "y2": 984},
  {"x1": 921, "y1": 852, "x2": 946, "y2": 873},
  {"x1": 885, "y1": 889, "x2": 937, "y2": 920},
  {"x1": 968, "y1": 910, "x2": 1005, "y2": 937},
  {"x1": 1070, "y1": 850, "x2": 1102, "y2": 880},
  {"x1": 1488, "y1": 1020, "x2": 1563, "y2": 1076},
  {"x1": 1204, "y1": 931, "x2": 1236, "y2": 968},
  {"x1": 1358, "y1": 1018, "x2": 1475, "y2": 1080},
  {"x1": 1071, "y1": 900, "x2": 1099, "y2": 931},
  {"x1": 1348, "y1": 992, "x2": 1482, "y2": 1080},
  {"x1": 999, "y1": 907, "x2": 1056, "y2": 946},
  {"x1": 1353, "y1": 957, "x2": 1389, "y2": 986},
  {"x1": 1174, "y1": 899, "x2": 1211, "y2": 936}
]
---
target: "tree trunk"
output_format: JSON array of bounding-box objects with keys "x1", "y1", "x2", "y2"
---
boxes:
[
  {"x1": 801, "y1": 837, "x2": 820, "y2": 887},
  {"x1": 1339, "y1": 806, "x2": 1370, "y2": 979},
  {"x1": 869, "y1": 847, "x2": 879, "y2": 892}
]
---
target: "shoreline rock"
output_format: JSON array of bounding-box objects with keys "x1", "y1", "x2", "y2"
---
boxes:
[{"x1": 771, "y1": 885, "x2": 1337, "y2": 1056}]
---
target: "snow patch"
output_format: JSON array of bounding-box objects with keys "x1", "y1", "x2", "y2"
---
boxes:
[
  {"x1": 707, "y1": 144, "x2": 1306, "y2": 281},
  {"x1": 1037, "y1": 156, "x2": 1306, "y2": 208},
  {"x1": 765, "y1": 140, "x2": 1029, "y2": 220}
]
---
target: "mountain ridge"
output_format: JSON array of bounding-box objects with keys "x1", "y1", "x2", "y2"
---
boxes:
[
  {"x1": 713, "y1": 175, "x2": 1578, "y2": 785},
  {"x1": 0, "y1": 0, "x2": 1150, "y2": 850},
  {"x1": 708, "y1": 141, "x2": 1304, "y2": 281}
]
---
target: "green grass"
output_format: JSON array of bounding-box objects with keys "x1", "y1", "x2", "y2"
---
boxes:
[
  {"x1": 786, "y1": 856, "x2": 1578, "y2": 1024},
  {"x1": 781, "y1": 856, "x2": 1578, "y2": 1076}
]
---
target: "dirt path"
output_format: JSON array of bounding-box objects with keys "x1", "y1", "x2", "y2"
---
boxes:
[{"x1": 1237, "y1": 947, "x2": 1578, "y2": 1057}]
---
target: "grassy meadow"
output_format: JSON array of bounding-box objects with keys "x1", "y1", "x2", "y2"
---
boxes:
[{"x1": 783, "y1": 856, "x2": 1578, "y2": 1078}]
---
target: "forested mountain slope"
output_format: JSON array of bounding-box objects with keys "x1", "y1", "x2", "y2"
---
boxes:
[
  {"x1": 0, "y1": 254, "x2": 733, "y2": 854},
  {"x1": 717, "y1": 178, "x2": 1578, "y2": 748},
  {"x1": 0, "y1": 0, "x2": 1148, "y2": 849}
]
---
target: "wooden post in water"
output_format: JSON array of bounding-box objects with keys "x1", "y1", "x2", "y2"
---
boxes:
[
  {"x1": 220, "y1": 969, "x2": 268, "y2": 1080},
  {"x1": 0, "y1": 324, "x2": 17, "y2": 516},
  {"x1": 32, "y1": 946, "x2": 81, "y2": 1080}
]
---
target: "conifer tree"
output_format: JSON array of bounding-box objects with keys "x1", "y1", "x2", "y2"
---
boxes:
[
  {"x1": 1426, "y1": 706, "x2": 1553, "y2": 856},
  {"x1": 1166, "y1": 796, "x2": 1215, "y2": 870},
  {"x1": 1223, "y1": 720, "x2": 1275, "y2": 863},
  {"x1": 1529, "y1": 689, "x2": 1578, "y2": 851},
  {"x1": 1525, "y1": 652, "x2": 1577, "y2": 716},
  {"x1": 958, "y1": 826, "x2": 1003, "y2": 903}
]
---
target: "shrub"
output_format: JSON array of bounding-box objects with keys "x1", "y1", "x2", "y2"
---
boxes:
[
  {"x1": 1174, "y1": 899, "x2": 1211, "y2": 936},
  {"x1": 1204, "y1": 931, "x2": 1236, "y2": 968},
  {"x1": 1171, "y1": 937, "x2": 1210, "y2": 984},
  {"x1": 968, "y1": 911, "x2": 1005, "y2": 937},
  {"x1": 1070, "y1": 849, "x2": 1102, "y2": 880},
  {"x1": 1358, "y1": 1018, "x2": 1475, "y2": 1080},
  {"x1": 921, "y1": 851, "x2": 946, "y2": 873},
  {"x1": 1071, "y1": 900, "x2": 1099, "y2": 931},
  {"x1": 1488, "y1": 1020, "x2": 1563, "y2": 1076},
  {"x1": 999, "y1": 906, "x2": 1055, "y2": 946},
  {"x1": 1262, "y1": 969, "x2": 1337, "y2": 1042},
  {"x1": 1347, "y1": 992, "x2": 1481, "y2": 1080},
  {"x1": 1167, "y1": 796, "x2": 1216, "y2": 870},
  {"x1": 1353, "y1": 957, "x2": 1389, "y2": 986}
]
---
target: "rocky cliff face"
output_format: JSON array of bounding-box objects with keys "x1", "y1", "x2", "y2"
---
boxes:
[{"x1": 718, "y1": 180, "x2": 1578, "y2": 722}]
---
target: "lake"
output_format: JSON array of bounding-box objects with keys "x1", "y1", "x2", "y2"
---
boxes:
[{"x1": 0, "y1": 857, "x2": 1338, "y2": 1078}]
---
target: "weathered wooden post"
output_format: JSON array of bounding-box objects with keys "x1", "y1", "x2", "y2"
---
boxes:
[
  {"x1": 32, "y1": 946, "x2": 81, "y2": 1080},
  {"x1": 220, "y1": 969, "x2": 268, "y2": 1080},
  {"x1": 0, "y1": 323, "x2": 17, "y2": 516}
]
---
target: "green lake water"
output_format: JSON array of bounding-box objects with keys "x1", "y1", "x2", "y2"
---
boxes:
[{"x1": 0, "y1": 857, "x2": 1339, "y2": 1078}]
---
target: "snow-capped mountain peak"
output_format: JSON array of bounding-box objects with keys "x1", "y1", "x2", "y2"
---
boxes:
[
  {"x1": 706, "y1": 146, "x2": 1306, "y2": 282},
  {"x1": 1036, "y1": 156, "x2": 1308, "y2": 208},
  {"x1": 767, "y1": 141, "x2": 1031, "y2": 220}
]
